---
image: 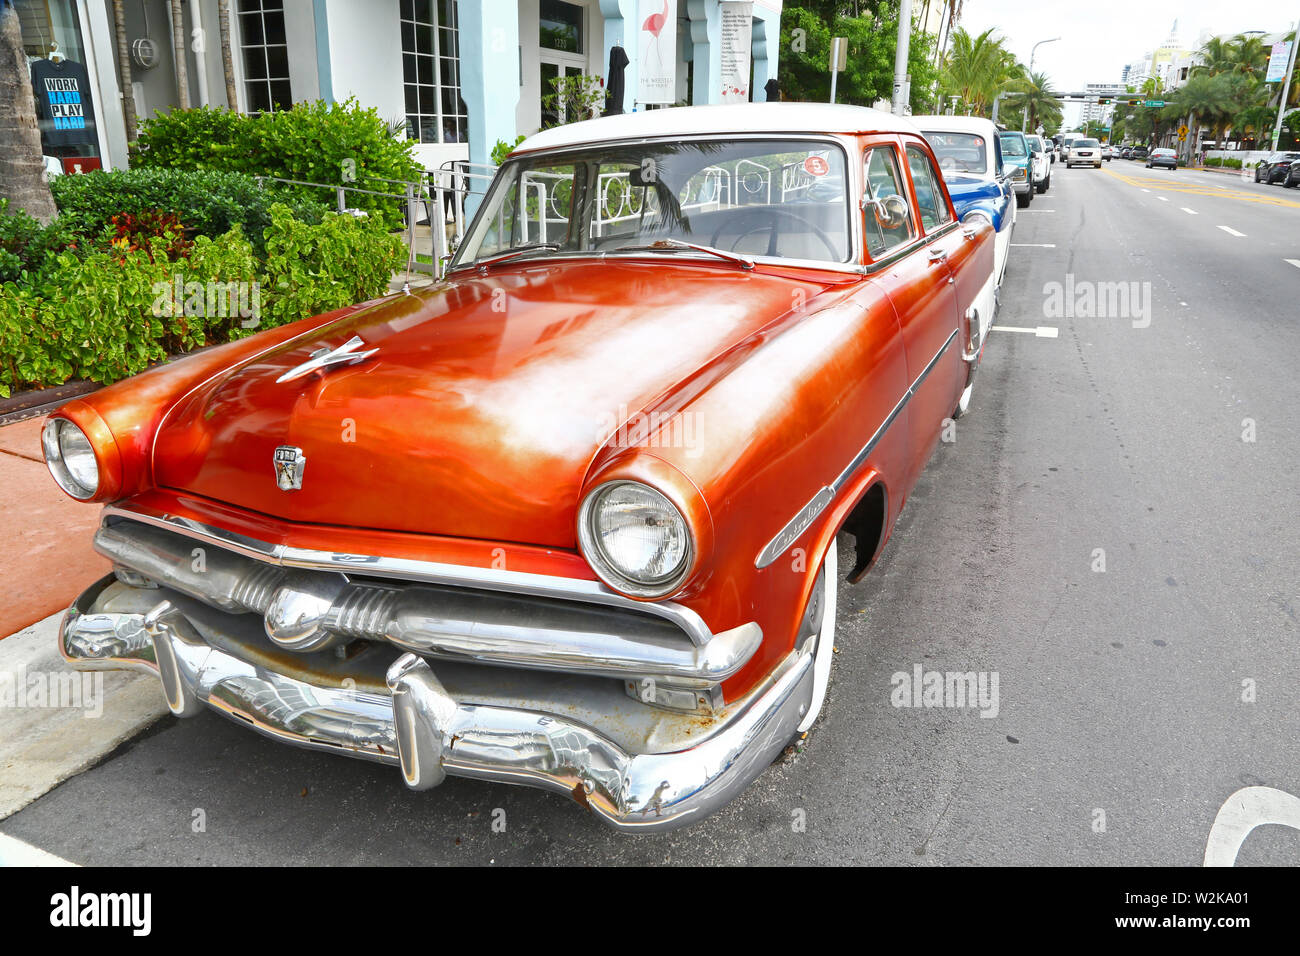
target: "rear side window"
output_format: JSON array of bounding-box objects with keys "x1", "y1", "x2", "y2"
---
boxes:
[{"x1": 906, "y1": 144, "x2": 953, "y2": 233}]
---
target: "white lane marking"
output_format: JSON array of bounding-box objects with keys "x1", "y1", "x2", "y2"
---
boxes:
[
  {"x1": 1024, "y1": 209, "x2": 1055, "y2": 212},
  {"x1": 1181, "y1": 207, "x2": 1197, "y2": 214},
  {"x1": 1141, "y1": 188, "x2": 1150, "y2": 193},
  {"x1": 1157, "y1": 196, "x2": 1169, "y2": 202},
  {"x1": 1011, "y1": 243, "x2": 1056, "y2": 247},
  {"x1": 1204, "y1": 786, "x2": 1300, "y2": 867},
  {"x1": 1218, "y1": 226, "x2": 1247, "y2": 237},
  {"x1": 992, "y1": 325, "x2": 1058, "y2": 338},
  {"x1": 1286, "y1": 259, "x2": 1300, "y2": 270},
  {"x1": 0, "y1": 832, "x2": 78, "y2": 867}
]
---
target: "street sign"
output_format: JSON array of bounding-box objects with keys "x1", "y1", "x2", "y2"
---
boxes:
[
  {"x1": 1178, "y1": 124, "x2": 1188, "y2": 142},
  {"x1": 1144, "y1": 100, "x2": 1165, "y2": 108},
  {"x1": 1267, "y1": 41, "x2": 1292, "y2": 83},
  {"x1": 830, "y1": 37, "x2": 848, "y2": 72}
]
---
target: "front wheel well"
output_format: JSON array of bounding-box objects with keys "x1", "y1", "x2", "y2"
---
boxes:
[{"x1": 840, "y1": 482, "x2": 888, "y2": 584}]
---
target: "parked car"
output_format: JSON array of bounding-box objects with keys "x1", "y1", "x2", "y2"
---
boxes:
[
  {"x1": 46, "y1": 103, "x2": 996, "y2": 832},
  {"x1": 1026, "y1": 134, "x2": 1053, "y2": 191},
  {"x1": 998, "y1": 129, "x2": 1036, "y2": 206},
  {"x1": 1120, "y1": 146, "x2": 1133, "y2": 159},
  {"x1": 1066, "y1": 138, "x2": 1103, "y2": 168},
  {"x1": 1257, "y1": 152, "x2": 1300, "y2": 183},
  {"x1": 1146, "y1": 147, "x2": 1178, "y2": 170},
  {"x1": 916, "y1": 114, "x2": 1014, "y2": 335},
  {"x1": 1130, "y1": 146, "x2": 1149, "y2": 160},
  {"x1": 1283, "y1": 159, "x2": 1300, "y2": 188},
  {"x1": 1102, "y1": 145, "x2": 1115, "y2": 161}
]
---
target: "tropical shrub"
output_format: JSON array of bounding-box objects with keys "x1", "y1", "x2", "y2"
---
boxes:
[{"x1": 134, "y1": 99, "x2": 422, "y2": 228}]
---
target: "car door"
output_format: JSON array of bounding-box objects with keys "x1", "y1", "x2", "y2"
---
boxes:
[
  {"x1": 862, "y1": 140, "x2": 962, "y2": 491},
  {"x1": 905, "y1": 139, "x2": 989, "y2": 365}
]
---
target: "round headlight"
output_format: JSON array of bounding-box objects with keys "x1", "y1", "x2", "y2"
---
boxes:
[
  {"x1": 578, "y1": 481, "x2": 692, "y2": 597},
  {"x1": 42, "y1": 418, "x2": 99, "y2": 500},
  {"x1": 963, "y1": 211, "x2": 992, "y2": 227}
]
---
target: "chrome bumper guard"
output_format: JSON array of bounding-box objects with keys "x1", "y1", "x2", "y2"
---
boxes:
[
  {"x1": 94, "y1": 518, "x2": 761, "y2": 699},
  {"x1": 60, "y1": 576, "x2": 814, "y2": 832}
]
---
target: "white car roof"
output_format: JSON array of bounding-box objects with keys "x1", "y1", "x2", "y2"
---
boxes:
[
  {"x1": 516, "y1": 103, "x2": 923, "y2": 153},
  {"x1": 910, "y1": 115, "x2": 1000, "y2": 140}
]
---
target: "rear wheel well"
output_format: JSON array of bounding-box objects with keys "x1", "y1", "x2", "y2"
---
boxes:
[{"x1": 840, "y1": 483, "x2": 887, "y2": 584}]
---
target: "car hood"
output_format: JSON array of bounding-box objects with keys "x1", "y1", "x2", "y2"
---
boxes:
[{"x1": 151, "y1": 260, "x2": 831, "y2": 547}]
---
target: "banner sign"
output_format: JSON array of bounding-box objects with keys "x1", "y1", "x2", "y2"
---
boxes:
[
  {"x1": 637, "y1": 0, "x2": 678, "y2": 104},
  {"x1": 719, "y1": 2, "x2": 754, "y2": 103},
  {"x1": 1266, "y1": 41, "x2": 1292, "y2": 83}
]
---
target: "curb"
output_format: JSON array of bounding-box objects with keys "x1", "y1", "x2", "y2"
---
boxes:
[{"x1": 0, "y1": 612, "x2": 168, "y2": 821}]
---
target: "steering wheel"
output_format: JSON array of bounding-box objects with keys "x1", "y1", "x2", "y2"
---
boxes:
[
  {"x1": 939, "y1": 155, "x2": 958, "y2": 170},
  {"x1": 709, "y1": 207, "x2": 839, "y2": 259}
]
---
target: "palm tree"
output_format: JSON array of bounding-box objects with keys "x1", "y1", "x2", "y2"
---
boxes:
[
  {"x1": 169, "y1": 0, "x2": 190, "y2": 109},
  {"x1": 112, "y1": 0, "x2": 138, "y2": 142},
  {"x1": 940, "y1": 27, "x2": 1020, "y2": 116},
  {"x1": 0, "y1": 0, "x2": 56, "y2": 222},
  {"x1": 1003, "y1": 70, "x2": 1063, "y2": 132},
  {"x1": 218, "y1": 0, "x2": 238, "y2": 110}
]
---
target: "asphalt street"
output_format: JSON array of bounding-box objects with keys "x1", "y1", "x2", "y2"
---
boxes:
[{"x1": 4, "y1": 160, "x2": 1298, "y2": 865}]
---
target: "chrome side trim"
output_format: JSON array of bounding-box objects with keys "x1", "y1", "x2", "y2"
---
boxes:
[
  {"x1": 101, "y1": 504, "x2": 715, "y2": 646},
  {"x1": 754, "y1": 328, "x2": 959, "y2": 568}
]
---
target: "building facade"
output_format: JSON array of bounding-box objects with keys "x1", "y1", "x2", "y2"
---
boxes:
[{"x1": 15, "y1": 0, "x2": 783, "y2": 178}]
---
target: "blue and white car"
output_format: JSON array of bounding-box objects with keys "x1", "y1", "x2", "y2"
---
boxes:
[{"x1": 914, "y1": 115, "x2": 1014, "y2": 343}]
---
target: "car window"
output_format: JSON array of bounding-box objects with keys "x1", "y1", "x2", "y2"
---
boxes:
[
  {"x1": 862, "y1": 145, "x2": 915, "y2": 260},
  {"x1": 1076, "y1": 139, "x2": 1100, "y2": 148},
  {"x1": 906, "y1": 144, "x2": 953, "y2": 232},
  {"x1": 921, "y1": 131, "x2": 987, "y2": 174},
  {"x1": 999, "y1": 134, "x2": 1028, "y2": 158}
]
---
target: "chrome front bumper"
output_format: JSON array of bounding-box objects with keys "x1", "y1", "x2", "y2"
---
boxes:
[{"x1": 61, "y1": 576, "x2": 814, "y2": 832}]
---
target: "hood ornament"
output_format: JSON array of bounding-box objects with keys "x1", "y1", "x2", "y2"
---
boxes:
[
  {"x1": 274, "y1": 446, "x2": 306, "y2": 491},
  {"x1": 276, "y1": 335, "x2": 378, "y2": 384}
]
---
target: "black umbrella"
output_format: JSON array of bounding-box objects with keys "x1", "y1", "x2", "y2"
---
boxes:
[{"x1": 604, "y1": 46, "x2": 629, "y2": 116}]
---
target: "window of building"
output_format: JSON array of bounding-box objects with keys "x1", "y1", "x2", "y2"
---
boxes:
[
  {"x1": 539, "y1": 0, "x2": 584, "y2": 54},
  {"x1": 401, "y1": 0, "x2": 467, "y2": 144},
  {"x1": 238, "y1": 0, "x2": 291, "y2": 113}
]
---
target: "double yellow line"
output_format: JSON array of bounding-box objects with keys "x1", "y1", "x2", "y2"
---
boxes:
[{"x1": 1100, "y1": 167, "x2": 1300, "y2": 208}]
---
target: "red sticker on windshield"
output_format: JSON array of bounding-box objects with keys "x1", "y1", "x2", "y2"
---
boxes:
[{"x1": 804, "y1": 156, "x2": 829, "y2": 177}]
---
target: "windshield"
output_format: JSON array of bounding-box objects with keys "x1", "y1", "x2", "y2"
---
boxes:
[
  {"x1": 1076, "y1": 139, "x2": 1100, "y2": 148},
  {"x1": 922, "y1": 131, "x2": 988, "y2": 174},
  {"x1": 999, "y1": 134, "x2": 1028, "y2": 158},
  {"x1": 452, "y1": 138, "x2": 853, "y2": 269}
]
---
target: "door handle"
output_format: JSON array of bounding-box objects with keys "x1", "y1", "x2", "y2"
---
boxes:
[
  {"x1": 962, "y1": 227, "x2": 978, "y2": 240},
  {"x1": 927, "y1": 247, "x2": 947, "y2": 263}
]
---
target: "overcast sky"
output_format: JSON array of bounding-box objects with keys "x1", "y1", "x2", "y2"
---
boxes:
[{"x1": 954, "y1": 0, "x2": 1297, "y2": 125}]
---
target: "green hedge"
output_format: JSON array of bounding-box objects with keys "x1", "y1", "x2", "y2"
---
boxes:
[
  {"x1": 50, "y1": 167, "x2": 327, "y2": 259},
  {"x1": 134, "y1": 99, "x2": 421, "y2": 229},
  {"x1": 0, "y1": 205, "x2": 405, "y2": 397}
]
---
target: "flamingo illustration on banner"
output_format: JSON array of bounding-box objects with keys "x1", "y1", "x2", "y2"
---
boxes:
[{"x1": 637, "y1": 0, "x2": 677, "y2": 104}]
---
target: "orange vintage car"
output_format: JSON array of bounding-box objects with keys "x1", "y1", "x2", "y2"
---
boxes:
[{"x1": 46, "y1": 104, "x2": 993, "y2": 831}]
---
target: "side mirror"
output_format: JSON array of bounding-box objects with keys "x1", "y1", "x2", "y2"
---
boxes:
[{"x1": 866, "y1": 194, "x2": 909, "y2": 231}]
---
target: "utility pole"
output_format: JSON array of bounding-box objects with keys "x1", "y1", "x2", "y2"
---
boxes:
[
  {"x1": 1023, "y1": 37, "x2": 1060, "y2": 131},
  {"x1": 1271, "y1": 16, "x2": 1298, "y2": 150},
  {"x1": 891, "y1": 0, "x2": 913, "y2": 115}
]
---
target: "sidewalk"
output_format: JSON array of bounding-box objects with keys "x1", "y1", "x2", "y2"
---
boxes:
[{"x1": 0, "y1": 418, "x2": 108, "y2": 639}]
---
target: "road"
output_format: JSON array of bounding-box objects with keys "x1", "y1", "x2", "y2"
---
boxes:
[{"x1": 4, "y1": 160, "x2": 1299, "y2": 865}]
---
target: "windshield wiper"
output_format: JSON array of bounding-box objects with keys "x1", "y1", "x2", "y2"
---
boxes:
[
  {"x1": 471, "y1": 243, "x2": 562, "y2": 269},
  {"x1": 611, "y1": 238, "x2": 754, "y2": 270}
]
